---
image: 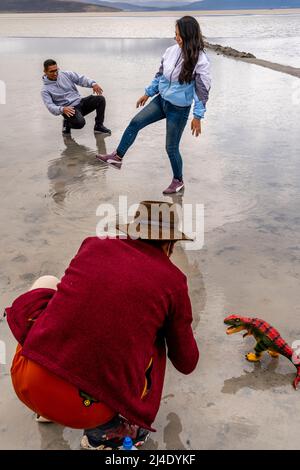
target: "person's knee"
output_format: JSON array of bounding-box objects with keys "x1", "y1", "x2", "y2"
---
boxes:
[
  {"x1": 166, "y1": 143, "x2": 178, "y2": 157},
  {"x1": 128, "y1": 117, "x2": 141, "y2": 133},
  {"x1": 72, "y1": 118, "x2": 86, "y2": 129},
  {"x1": 96, "y1": 95, "x2": 105, "y2": 106},
  {"x1": 30, "y1": 275, "x2": 59, "y2": 291}
]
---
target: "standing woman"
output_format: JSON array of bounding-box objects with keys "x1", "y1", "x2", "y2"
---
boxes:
[{"x1": 97, "y1": 16, "x2": 211, "y2": 194}]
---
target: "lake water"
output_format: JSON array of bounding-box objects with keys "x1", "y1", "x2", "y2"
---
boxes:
[{"x1": 0, "y1": 12, "x2": 299, "y2": 66}]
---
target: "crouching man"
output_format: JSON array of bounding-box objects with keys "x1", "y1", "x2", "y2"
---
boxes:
[
  {"x1": 5, "y1": 201, "x2": 199, "y2": 449},
  {"x1": 41, "y1": 59, "x2": 111, "y2": 136}
]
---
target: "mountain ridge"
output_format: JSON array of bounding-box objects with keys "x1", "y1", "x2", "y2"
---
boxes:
[
  {"x1": 0, "y1": 0, "x2": 121, "y2": 13},
  {"x1": 76, "y1": 0, "x2": 300, "y2": 11},
  {"x1": 1, "y1": 0, "x2": 300, "y2": 13}
]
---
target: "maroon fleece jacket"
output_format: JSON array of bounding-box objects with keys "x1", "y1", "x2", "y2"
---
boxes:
[{"x1": 6, "y1": 237, "x2": 199, "y2": 430}]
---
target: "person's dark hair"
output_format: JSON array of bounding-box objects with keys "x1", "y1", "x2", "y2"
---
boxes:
[
  {"x1": 44, "y1": 59, "x2": 57, "y2": 71},
  {"x1": 176, "y1": 16, "x2": 204, "y2": 84}
]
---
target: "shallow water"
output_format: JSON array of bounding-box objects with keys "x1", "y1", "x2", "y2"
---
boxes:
[
  {"x1": 0, "y1": 13, "x2": 299, "y2": 66},
  {"x1": 1, "y1": 37, "x2": 300, "y2": 449}
]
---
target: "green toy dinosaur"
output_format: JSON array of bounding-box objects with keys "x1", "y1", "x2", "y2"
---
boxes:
[{"x1": 224, "y1": 314, "x2": 300, "y2": 389}]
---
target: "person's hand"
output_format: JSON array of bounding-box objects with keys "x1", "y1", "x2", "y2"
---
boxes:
[
  {"x1": 92, "y1": 83, "x2": 103, "y2": 95},
  {"x1": 63, "y1": 106, "x2": 75, "y2": 117},
  {"x1": 191, "y1": 118, "x2": 201, "y2": 137},
  {"x1": 136, "y1": 95, "x2": 149, "y2": 108}
]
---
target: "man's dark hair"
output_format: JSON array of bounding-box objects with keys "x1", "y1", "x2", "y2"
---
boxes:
[{"x1": 44, "y1": 59, "x2": 57, "y2": 70}]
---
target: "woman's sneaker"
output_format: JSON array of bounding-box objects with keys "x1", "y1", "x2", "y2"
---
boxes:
[
  {"x1": 80, "y1": 416, "x2": 150, "y2": 450},
  {"x1": 96, "y1": 150, "x2": 122, "y2": 169},
  {"x1": 163, "y1": 178, "x2": 184, "y2": 195}
]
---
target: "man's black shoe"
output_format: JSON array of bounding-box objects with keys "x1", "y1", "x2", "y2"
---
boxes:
[
  {"x1": 62, "y1": 119, "x2": 71, "y2": 135},
  {"x1": 94, "y1": 125, "x2": 111, "y2": 135}
]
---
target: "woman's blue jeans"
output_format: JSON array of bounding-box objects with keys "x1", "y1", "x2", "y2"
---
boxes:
[{"x1": 117, "y1": 95, "x2": 191, "y2": 181}]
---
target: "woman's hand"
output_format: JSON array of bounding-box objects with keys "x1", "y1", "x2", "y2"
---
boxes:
[
  {"x1": 136, "y1": 95, "x2": 149, "y2": 108},
  {"x1": 191, "y1": 118, "x2": 201, "y2": 137}
]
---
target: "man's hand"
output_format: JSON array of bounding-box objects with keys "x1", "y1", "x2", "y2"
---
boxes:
[
  {"x1": 136, "y1": 95, "x2": 149, "y2": 108},
  {"x1": 92, "y1": 83, "x2": 103, "y2": 95},
  {"x1": 63, "y1": 106, "x2": 75, "y2": 117}
]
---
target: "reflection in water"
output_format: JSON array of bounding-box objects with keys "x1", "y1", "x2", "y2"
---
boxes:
[
  {"x1": 38, "y1": 422, "x2": 71, "y2": 450},
  {"x1": 167, "y1": 193, "x2": 206, "y2": 332},
  {"x1": 48, "y1": 135, "x2": 107, "y2": 205},
  {"x1": 221, "y1": 361, "x2": 295, "y2": 394},
  {"x1": 163, "y1": 412, "x2": 186, "y2": 450}
]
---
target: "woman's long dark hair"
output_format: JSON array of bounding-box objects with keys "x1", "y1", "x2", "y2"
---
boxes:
[{"x1": 176, "y1": 16, "x2": 204, "y2": 84}]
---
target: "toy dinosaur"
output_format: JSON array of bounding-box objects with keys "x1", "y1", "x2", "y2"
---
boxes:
[{"x1": 224, "y1": 314, "x2": 300, "y2": 389}]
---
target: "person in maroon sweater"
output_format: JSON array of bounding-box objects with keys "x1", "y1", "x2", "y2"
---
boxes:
[{"x1": 5, "y1": 201, "x2": 199, "y2": 450}]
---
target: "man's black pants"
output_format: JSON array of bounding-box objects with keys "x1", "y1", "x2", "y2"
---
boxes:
[{"x1": 63, "y1": 95, "x2": 106, "y2": 129}]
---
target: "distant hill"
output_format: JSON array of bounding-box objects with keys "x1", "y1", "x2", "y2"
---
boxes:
[
  {"x1": 80, "y1": 0, "x2": 188, "y2": 11},
  {"x1": 82, "y1": 0, "x2": 157, "y2": 10},
  {"x1": 168, "y1": 0, "x2": 300, "y2": 10},
  {"x1": 84, "y1": 0, "x2": 300, "y2": 10},
  {"x1": 2, "y1": 0, "x2": 299, "y2": 13},
  {"x1": 0, "y1": 0, "x2": 122, "y2": 13}
]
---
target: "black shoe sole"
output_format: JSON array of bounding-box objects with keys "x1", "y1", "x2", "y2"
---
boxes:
[{"x1": 94, "y1": 130, "x2": 111, "y2": 135}]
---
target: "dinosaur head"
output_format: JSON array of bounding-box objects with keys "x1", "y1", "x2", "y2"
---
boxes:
[{"x1": 224, "y1": 314, "x2": 249, "y2": 335}]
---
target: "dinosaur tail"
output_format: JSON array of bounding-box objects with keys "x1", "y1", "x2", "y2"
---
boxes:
[
  {"x1": 292, "y1": 365, "x2": 300, "y2": 390},
  {"x1": 280, "y1": 343, "x2": 300, "y2": 390},
  {"x1": 287, "y1": 341, "x2": 300, "y2": 389}
]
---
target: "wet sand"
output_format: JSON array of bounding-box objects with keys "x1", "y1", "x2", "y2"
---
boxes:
[{"x1": 1, "y1": 36, "x2": 300, "y2": 450}]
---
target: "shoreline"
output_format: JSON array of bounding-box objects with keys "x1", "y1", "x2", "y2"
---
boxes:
[{"x1": 0, "y1": 9, "x2": 300, "y2": 17}]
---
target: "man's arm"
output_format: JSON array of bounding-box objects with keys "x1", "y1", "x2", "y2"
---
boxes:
[
  {"x1": 41, "y1": 89, "x2": 63, "y2": 116},
  {"x1": 63, "y1": 71, "x2": 96, "y2": 88},
  {"x1": 165, "y1": 281, "x2": 199, "y2": 375}
]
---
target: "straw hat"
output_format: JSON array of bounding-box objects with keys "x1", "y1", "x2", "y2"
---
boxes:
[{"x1": 116, "y1": 200, "x2": 193, "y2": 241}]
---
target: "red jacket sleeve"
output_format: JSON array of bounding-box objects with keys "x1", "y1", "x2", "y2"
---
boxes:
[
  {"x1": 165, "y1": 281, "x2": 199, "y2": 375},
  {"x1": 5, "y1": 288, "x2": 56, "y2": 346}
]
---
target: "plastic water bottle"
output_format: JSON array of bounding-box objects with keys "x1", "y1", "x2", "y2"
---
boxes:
[{"x1": 121, "y1": 436, "x2": 138, "y2": 450}]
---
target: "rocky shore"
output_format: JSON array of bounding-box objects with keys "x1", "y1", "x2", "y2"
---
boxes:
[
  {"x1": 204, "y1": 40, "x2": 300, "y2": 78},
  {"x1": 204, "y1": 40, "x2": 256, "y2": 59}
]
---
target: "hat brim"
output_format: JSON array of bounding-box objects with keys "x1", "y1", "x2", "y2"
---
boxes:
[{"x1": 116, "y1": 222, "x2": 194, "y2": 241}]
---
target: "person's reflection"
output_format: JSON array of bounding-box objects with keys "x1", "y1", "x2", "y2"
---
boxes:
[
  {"x1": 37, "y1": 422, "x2": 71, "y2": 450},
  {"x1": 166, "y1": 193, "x2": 206, "y2": 331},
  {"x1": 47, "y1": 135, "x2": 107, "y2": 204},
  {"x1": 167, "y1": 192, "x2": 184, "y2": 206}
]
